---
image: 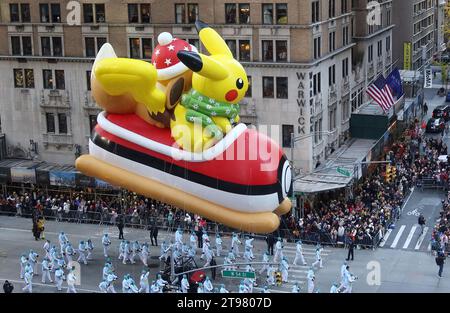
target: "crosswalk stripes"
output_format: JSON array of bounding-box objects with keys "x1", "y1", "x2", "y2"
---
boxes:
[
  {"x1": 402, "y1": 225, "x2": 417, "y2": 249},
  {"x1": 390, "y1": 225, "x2": 406, "y2": 248},
  {"x1": 380, "y1": 224, "x2": 431, "y2": 251},
  {"x1": 379, "y1": 229, "x2": 392, "y2": 247},
  {"x1": 414, "y1": 227, "x2": 428, "y2": 250}
]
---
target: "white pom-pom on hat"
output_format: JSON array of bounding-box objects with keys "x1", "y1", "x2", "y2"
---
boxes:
[{"x1": 158, "y1": 32, "x2": 173, "y2": 46}]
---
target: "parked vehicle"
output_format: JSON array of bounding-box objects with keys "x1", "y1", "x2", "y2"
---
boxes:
[
  {"x1": 426, "y1": 117, "x2": 446, "y2": 133},
  {"x1": 432, "y1": 104, "x2": 450, "y2": 120}
]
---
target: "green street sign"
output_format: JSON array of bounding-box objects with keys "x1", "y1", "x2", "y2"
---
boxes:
[
  {"x1": 336, "y1": 167, "x2": 351, "y2": 177},
  {"x1": 222, "y1": 270, "x2": 256, "y2": 279}
]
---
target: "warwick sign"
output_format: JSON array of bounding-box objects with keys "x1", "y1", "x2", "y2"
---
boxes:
[{"x1": 297, "y1": 72, "x2": 307, "y2": 135}]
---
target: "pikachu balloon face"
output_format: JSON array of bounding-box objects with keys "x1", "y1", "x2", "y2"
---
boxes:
[{"x1": 177, "y1": 22, "x2": 249, "y2": 104}]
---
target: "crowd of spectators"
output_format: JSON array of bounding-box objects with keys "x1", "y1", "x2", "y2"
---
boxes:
[
  {"x1": 0, "y1": 187, "x2": 220, "y2": 233},
  {"x1": 282, "y1": 119, "x2": 450, "y2": 247}
]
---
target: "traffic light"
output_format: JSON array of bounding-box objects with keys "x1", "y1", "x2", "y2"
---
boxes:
[
  {"x1": 391, "y1": 166, "x2": 397, "y2": 180},
  {"x1": 275, "y1": 271, "x2": 282, "y2": 286},
  {"x1": 385, "y1": 165, "x2": 392, "y2": 183}
]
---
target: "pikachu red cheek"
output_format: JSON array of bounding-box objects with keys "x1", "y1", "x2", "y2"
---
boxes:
[{"x1": 225, "y1": 89, "x2": 238, "y2": 102}]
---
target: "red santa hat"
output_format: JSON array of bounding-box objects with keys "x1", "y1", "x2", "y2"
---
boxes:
[{"x1": 151, "y1": 32, "x2": 198, "y2": 80}]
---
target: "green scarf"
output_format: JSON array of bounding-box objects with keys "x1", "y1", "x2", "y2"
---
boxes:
[{"x1": 181, "y1": 89, "x2": 239, "y2": 138}]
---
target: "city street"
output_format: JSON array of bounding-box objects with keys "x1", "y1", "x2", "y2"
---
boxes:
[{"x1": 1, "y1": 215, "x2": 450, "y2": 293}]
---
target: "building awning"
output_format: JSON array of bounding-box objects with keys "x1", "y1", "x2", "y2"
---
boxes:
[
  {"x1": 294, "y1": 138, "x2": 377, "y2": 194},
  {"x1": 294, "y1": 179, "x2": 348, "y2": 194}
]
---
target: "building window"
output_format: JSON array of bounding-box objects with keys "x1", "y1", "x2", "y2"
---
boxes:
[
  {"x1": 46, "y1": 113, "x2": 55, "y2": 133},
  {"x1": 245, "y1": 76, "x2": 252, "y2": 97},
  {"x1": 276, "y1": 40, "x2": 288, "y2": 62},
  {"x1": 11, "y1": 37, "x2": 21, "y2": 55},
  {"x1": 43, "y1": 70, "x2": 64, "y2": 90},
  {"x1": 9, "y1": 3, "x2": 30, "y2": 22},
  {"x1": 226, "y1": 40, "x2": 237, "y2": 59},
  {"x1": 85, "y1": 37, "x2": 107, "y2": 57},
  {"x1": 175, "y1": 4, "x2": 186, "y2": 23},
  {"x1": 10, "y1": 4, "x2": 20, "y2": 22},
  {"x1": 51, "y1": 3, "x2": 61, "y2": 23},
  {"x1": 89, "y1": 115, "x2": 97, "y2": 133},
  {"x1": 262, "y1": 40, "x2": 274, "y2": 61},
  {"x1": 313, "y1": 73, "x2": 321, "y2": 95},
  {"x1": 41, "y1": 37, "x2": 63, "y2": 57},
  {"x1": 368, "y1": 44, "x2": 373, "y2": 63},
  {"x1": 239, "y1": 40, "x2": 251, "y2": 61},
  {"x1": 387, "y1": 9, "x2": 391, "y2": 25},
  {"x1": 262, "y1": 4, "x2": 273, "y2": 24},
  {"x1": 188, "y1": 4, "x2": 199, "y2": 23},
  {"x1": 342, "y1": 58, "x2": 349, "y2": 78},
  {"x1": 128, "y1": 4, "x2": 151, "y2": 23},
  {"x1": 328, "y1": 31, "x2": 335, "y2": 52},
  {"x1": 83, "y1": 4, "x2": 94, "y2": 23},
  {"x1": 282, "y1": 125, "x2": 294, "y2": 148},
  {"x1": 328, "y1": 65, "x2": 335, "y2": 86},
  {"x1": 95, "y1": 4, "x2": 106, "y2": 23},
  {"x1": 128, "y1": 4, "x2": 139, "y2": 23},
  {"x1": 276, "y1": 4, "x2": 287, "y2": 24},
  {"x1": 52, "y1": 37, "x2": 62, "y2": 56},
  {"x1": 225, "y1": 4, "x2": 236, "y2": 23},
  {"x1": 239, "y1": 4, "x2": 250, "y2": 24},
  {"x1": 83, "y1": 3, "x2": 105, "y2": 23},
  {"x1": 129, "y1": 38, "x2": 152, "y2": 59},
  {"x1": 38, "y1": 4, "x2": 61, "y2": 23},
  {"x1": 343, "y1": 25, "x2": 349, "y2": 46},
  {"x1": 86, "y1": 71, "x2": 91, "y2": 91},
  {"x1": 175, "y1": 3, "x2": 198, "y2": 23},
  {"x1": 13, "y1": 69, "x2": 34, "y2": 88},
  {"x1": 58, "y1": 113, "x2": 68, "y2": 134},
  {"x1": 262, "y1": 76, "x2": 274, "y2": 98},
  {"x1": 11, "y1": 36, "x2": 32, "y2": 56},
  {"x1": 276, "y1": 77, "x2": 288, "y2": 99},
  {"x1": 41, "y1": 37, "x2": 51, "y2": 56},
  {"x1": 55, "y1": 70, "x2": 65, "y2": 90},
  {"x1": 329, "y1": 0, "x2": 335, "y2": 18},
  {"x1": 313, "y1": 37, "x2": 321, "y2": 59},
  {"x1": 341, "y1": 0, "x2": 348, "y2": 14},
  {"x1": 377, "y1": 40, "x2": 382, "y2": 57},
  {"x1": 386, "y1": 36, "x2": 391, "y2": 52},
  {"x1": 312, "y1": 1, "x2": 320, "y2": 23}
]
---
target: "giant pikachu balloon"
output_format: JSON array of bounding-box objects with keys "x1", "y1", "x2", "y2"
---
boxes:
[{"x1": 76, "y1": 21, "x2": 292, "y2": 233}]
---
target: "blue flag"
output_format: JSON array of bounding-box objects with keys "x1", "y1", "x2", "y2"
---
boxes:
[{"x1": 386, "y1": 68, "x2": 404, "y2": 99}]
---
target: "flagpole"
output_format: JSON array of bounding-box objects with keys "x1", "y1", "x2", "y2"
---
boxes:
[{"x1": 350, "y1": 58, "x2": 400, "y2": 104}]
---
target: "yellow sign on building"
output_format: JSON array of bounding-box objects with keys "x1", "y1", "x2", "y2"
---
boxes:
[{"x1": 403, "y1": 42, "x2": 412, "y2": 70}]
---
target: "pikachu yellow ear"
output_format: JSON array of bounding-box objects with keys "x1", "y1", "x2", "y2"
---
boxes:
[
  {"x1": 177, "y1": 50, "x2": 228, "y2": 81},
  {"x1": 195, "y1": 20, "x2": 233, "y2": 58}
]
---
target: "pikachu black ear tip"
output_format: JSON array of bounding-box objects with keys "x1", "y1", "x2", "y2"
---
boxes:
[
  {"x1": 195, "y1": 20, "x2": 209, "y2": 32},
  {"x1": 177, "y1": 50, "x2": 203, "y2": 72}
]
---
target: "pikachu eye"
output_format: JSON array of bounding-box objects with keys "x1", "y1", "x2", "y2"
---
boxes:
[{"x1": 236, "y1": 78, "x2": 244, "y2": 90}]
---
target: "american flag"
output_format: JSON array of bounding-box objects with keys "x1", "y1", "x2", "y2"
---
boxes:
[{"x1": 366, "y1": 74, "x2": 395, "y2": 112}]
